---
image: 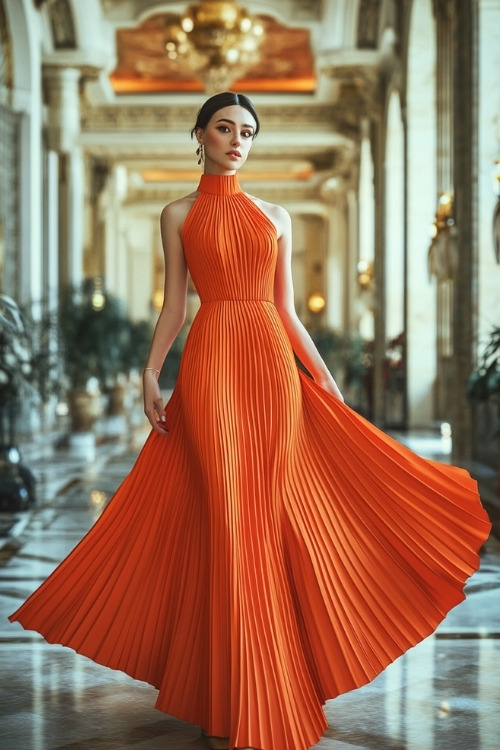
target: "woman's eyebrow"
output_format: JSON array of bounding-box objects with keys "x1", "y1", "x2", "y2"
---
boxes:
[{"x1": 215, "y1": 118, "x2": 255, "y2": 130}]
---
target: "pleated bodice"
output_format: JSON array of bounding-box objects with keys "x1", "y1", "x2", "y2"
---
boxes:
[{"x1": 182, "y1": 173, "x2": 277, "y2": 303}]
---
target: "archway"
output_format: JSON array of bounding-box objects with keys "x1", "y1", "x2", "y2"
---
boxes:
[
  {"x1": 0, "y1": 0, "x2": 20, "y2": 295},
  {"x1": 358, "y1": 119, "x2": 375, "y2": 342},
  {"x1": 405, "y1": 0, "x2": 438, "y2": 426},
  {"x1": 3, "y1": 0, "x2": 42, "y2": 303},
  {"x1": 384, "y1": 88, "x2": 405, "y2": 426}
]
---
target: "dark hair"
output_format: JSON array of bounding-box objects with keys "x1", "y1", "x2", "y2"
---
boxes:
[{"x1": 190, "y1": 92, "x2": 260, "y2": 138}]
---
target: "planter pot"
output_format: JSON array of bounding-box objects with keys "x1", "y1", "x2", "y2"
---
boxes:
[
  {"x1": 68, "y1": 389, "x2": 103, "y2": 432},
  {"x1": 472, "y1": 400, "x2": 499, "y2": 468},
  {"x1": 0, "y1": 445, "x2": 36, "y2": 512},
  {"x1": 107, "y1": 381, "x2": 128, "y2": 416}
]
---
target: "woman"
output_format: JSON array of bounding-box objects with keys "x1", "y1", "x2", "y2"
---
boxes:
[{"x1": 10, "y1": 93, "x2": 491, "y2": 750}]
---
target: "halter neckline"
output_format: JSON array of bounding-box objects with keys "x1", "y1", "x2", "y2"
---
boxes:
[{"x1": 197, "y1": 173, "x2": 242, "y2": 196}]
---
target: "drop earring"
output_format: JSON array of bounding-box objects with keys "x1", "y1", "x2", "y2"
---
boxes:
[{"x1": 196, "y1": 144, "x2": 204, "y2": 165}]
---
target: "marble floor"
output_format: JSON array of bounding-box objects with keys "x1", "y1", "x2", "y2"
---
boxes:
[{"x1": 1, "y1": 425, "x2": 499, "y2": 750}]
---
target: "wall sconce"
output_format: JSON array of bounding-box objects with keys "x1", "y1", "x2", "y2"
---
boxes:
[
  {"x1": 91, "y1": 277, "x2": 106, "y2": 311},
  {"x1": 493, "y1": 160, "x2": 500, "y2": 264},
  {"x1": 428, "y1": 192, "x2": 457, "y2": 282},
  {"x1": 430, "y1": 191, "x2": 454, "y2": 239},
  {"x1": 307, "y1": 292, "x2": 326, "y2": 314},
  {"x1": 357, "y1": 259, "x2": 374, "y2": 290},
  {"x1": 152, "y1": 288, "x2": 164, "y2": 312}
]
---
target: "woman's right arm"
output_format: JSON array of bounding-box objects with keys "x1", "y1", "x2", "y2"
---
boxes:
[{"x1": 143, "y1": 201, "x2": 189, "y2": 434}]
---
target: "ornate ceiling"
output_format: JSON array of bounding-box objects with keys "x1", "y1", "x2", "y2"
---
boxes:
[
  {"x1": 40, "y1": 1, "x2": 388, "y2": 195},
  {"x1": 110, "y1": 12, "x2": 316, "y2": 94}
]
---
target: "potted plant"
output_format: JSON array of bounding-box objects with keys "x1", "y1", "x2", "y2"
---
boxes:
[
  {"x1": 0, "y1": 295, "x2": 34, "y2": 444},
  {"x1": 0, "y1": 295, "x2": 39, "y2": 509},
  {"x1": 103, "y1": 318, "x2": 153, "y2": 417},
  {"x1": 59, "y1": 280, "x2": 152, "y2": 429},
  {"x1": 112, "y1": 318, "x2": 153, "y2": 415},
  {"x1": 467, "y1": 326, "x2": 500, "y2": 402},
  {"x1": 311, "y1": 328, "x2": 369, "y2": 413},
  {"x1": 467, "y1": 325, "x2": 500, "y2": 490},
  {"x1": 59, "y1": 283, "x2": 108, "y2": 431}
]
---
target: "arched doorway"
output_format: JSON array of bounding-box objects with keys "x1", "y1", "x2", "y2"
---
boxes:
[
  {"x1": 405, "y1": 0, "x2": 438, "y2": 427},
  {"x1": 384, "y1": 89, "x2": 405, "y2": 427},
  {"x1": 2, "y1": 0, "x2": 42, "y2": 304},
  {"x1": 358, "y1": 119, "x2": 375, "y2": 342},
  {"x1": 0, "y1": 0, "x2": 19, "y2": 295}
]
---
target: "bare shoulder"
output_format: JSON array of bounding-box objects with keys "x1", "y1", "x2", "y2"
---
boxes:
[
  {"x1": 246, "y1": 194, "x2": 290, "y2": 238},
  {"x1": 160, "y1": 190, "x2": 199, "y2": 233}
]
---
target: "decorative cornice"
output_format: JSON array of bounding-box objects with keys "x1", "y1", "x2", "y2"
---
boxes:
[
  {"x1": 101, "y1": 0, "x2": 322, "y2": 24},
  {"x1": 48, "y1": 0, "x2": 76, "y2": 51},
  {"x1": 81, "y1": 103, "x2": 340, "y2": 133},
  {"x1": 124, "y1": 182, "x2": 322, "y2": 207},
  {"x1": 121, "y1": 169, "x2": 358, "y2": 210},
  {"x1": 320, "y1": 50, "x2": 383, "y2": 118},
  {"x1": 357, "y1": 0, "x2": 382, "y2": 50},
  {"x1": 290, "y1": 0, "x2": 322, "y2": 22},
  {"x1": 81, "y1": 103, "x2": 197, "y2": 133}
]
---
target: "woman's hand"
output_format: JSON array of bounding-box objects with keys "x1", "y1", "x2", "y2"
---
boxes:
[{"x1": 143, "y1": 370, "x2": 168, "y2": 435}]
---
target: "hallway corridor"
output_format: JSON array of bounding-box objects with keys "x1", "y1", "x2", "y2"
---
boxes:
[
  {"x1": 1, "y1": 432, "x2": 499, "y2": 750},
  {"x1": 1, "y1": 1, "x2": 500, "y2": 747}
]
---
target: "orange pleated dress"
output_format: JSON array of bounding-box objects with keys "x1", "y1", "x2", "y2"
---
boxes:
[{"x1": 10, "y1": 173, "x2": 491, "y2": 750}]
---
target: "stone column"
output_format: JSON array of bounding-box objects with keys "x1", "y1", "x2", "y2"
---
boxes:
[
  {"x1": 477, "y1": 0, "x2": 500, "y2": 344},
  {"x1": 58, "y1": 148, "x2": 85, "y2": 289},
  {"x1": 451, "y1": 0, "x2": 478, "y2": 463},
  {"x1": 345, "y1": 188, "x2": 360, "y2": 335},
  {"x1": 41, "y1": 147, "x2": 59, "y2": 299},
  {"x1": 43, "y1": 66, "x2": 81, "y2": 154},
  {"x1": 101, "y1": 164, "x2": 128, "y2": 298},
  {"x1": 3, "y1": 0, "x2": 43, "y2": 306},
  {"x1": 85, "y1": 156, "x2": 109, "y2": 279},
  {"x1": 451, "y1": 0, "x2": 477, "y2": 463},
  {"x1": 320, "y1": 177, "x2": 348, "y2": 332},
  {"x1": 42, "y1": 65, "x2": 84, "y2": 289},
  {"x1": 371, "y1": 114, "x2": 387, "y2": 427},
  {"x1": 434, "y1": 0, "x2": 455, "y2": 423}
]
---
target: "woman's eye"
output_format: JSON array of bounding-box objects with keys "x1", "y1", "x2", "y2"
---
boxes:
[{"x1": 242, "y1": 131, "x2": 253, "y2": 138}]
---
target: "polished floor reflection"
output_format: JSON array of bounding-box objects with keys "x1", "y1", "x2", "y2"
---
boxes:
[{"x1": 1, "y1": 430, "x2": 499, "y2": 750}]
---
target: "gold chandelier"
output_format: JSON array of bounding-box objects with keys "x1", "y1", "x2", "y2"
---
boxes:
[{"x1": 165, "y1": 0, "x2": 265, "y2": 93}]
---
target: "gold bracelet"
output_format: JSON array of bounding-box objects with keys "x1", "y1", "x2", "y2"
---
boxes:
[{"x1": 144, "y1": 367, "x2": 160, "y2": 375}]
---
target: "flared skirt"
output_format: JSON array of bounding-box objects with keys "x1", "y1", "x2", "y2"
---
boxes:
[{"x1": 9, "y1": 300, "x2": 491, "y2": 750}]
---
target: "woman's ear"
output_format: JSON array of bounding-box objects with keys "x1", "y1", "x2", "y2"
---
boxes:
[{"x1": 195, "y1": 127, "x2": 204, "y2": 145}]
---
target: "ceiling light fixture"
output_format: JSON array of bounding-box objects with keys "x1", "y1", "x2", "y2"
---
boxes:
[{"x1": 165, "y1": 0, "x2": 265, "y2": 93}]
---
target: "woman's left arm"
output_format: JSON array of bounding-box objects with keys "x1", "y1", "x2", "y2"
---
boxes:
[{"x1": 273, "y1": 207, "x2": 344, "y2": 402}]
